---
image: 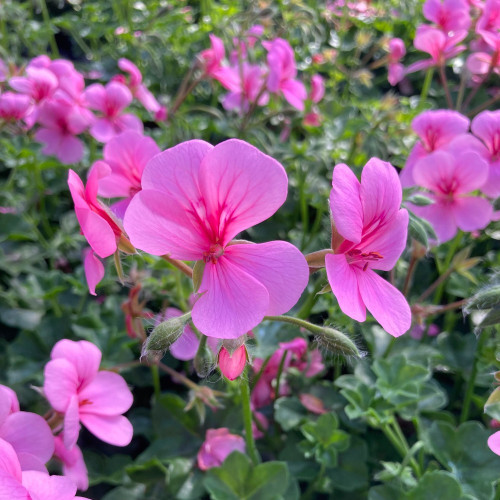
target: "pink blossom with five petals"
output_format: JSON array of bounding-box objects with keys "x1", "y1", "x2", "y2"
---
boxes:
[{"x1": 197, "y1": 428, "x2": 246, "y2": 470}]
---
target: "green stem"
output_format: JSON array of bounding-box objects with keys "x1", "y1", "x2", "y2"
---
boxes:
[
  {"x1": 419, "y1": 68, "x2": 434, "y2": 104},
  {"x1": 264, "y1": 315, "x2": 322, "y2": 334},
  {"x1": 297, "y1": 280, "x2": 324, "y2": 319},
  {"x1": 274, "y1": 350, "x2": 288, "y2": 402},
  {"x1": 433, "y1": 232, "x2": 462, "y2": 304},
  {"x1": 438, "y1": 64, "x2": 453, "y2": 109},
  {"x1": 460, "y1": 330, "x2": 487, "y2": 423},
  {"x1": 241, "y1": 375, "x2": 260, "y2": 465},
  {"x1": 39, "y1": 0, "x2": 59, "y2": 57}
]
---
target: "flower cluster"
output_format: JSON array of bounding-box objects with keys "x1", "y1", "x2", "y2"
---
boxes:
[
  {"x1": 0, "y1": 339, "x2": 132, "y2": 495},
  {"x1": 0, "y1": 55, "x2": 165, "y2": 164}
]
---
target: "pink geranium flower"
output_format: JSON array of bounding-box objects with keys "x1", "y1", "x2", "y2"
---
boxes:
[
  {"x1": 9, "y1": 66, "x2": 58, "y2": 103},
  {"x1": 34, "y1": 98, "x2": 89, "y2": 164},
  {"x1": 0, "y1": 385, "x2": 54, "y2": 472},
  {"x1": 387, "y1": 38, "x2": 406, "y2": 85},
  {"x1": 83, "y1": 81, "x2": 143, "y2": 142},
  {"x1": 423, "y1": 0, "x2": 471, "y2": 34},
  {"x1": 471, "y1": 110, "x2": 500, "y2": 198},
  {"x1": 54, "y1": 435, "x2": 89, "y2": 491},
  {"x1": 326, "y1": 159, "x2": 411, "y2": 337},
  {"x1": 124, "y1": 139, "x2": 309, "y2": 339},
  {"x1": 199, "y1": 34, "x2": 239, "y2": 91},
  {"x1": 310, "y1": 74, "x2": 325, "y2": 103},
  {"x1": 263, "y1": 38, "x2": 307, "y2": 111},
  {"x1": 489, "y1": 431, "x2": 500, "y2": 455},
  {"x1": 411, "y1": 150, "x2": 493, "y2": 242},
  {"x1": 43, "y1": 339, "x2": 134, "y2": 449},
  {"x1": 83, "y1": 247, "x2": 105, "y2": 296},
  {"x1": 116, "y1": 58, "x2": 166, "y2": 120},
  {"x1": 399, "y1": 110, "x2": 485, "y2": 187},
  {"x1": 96, "y1": 130, "x2": 160, "y2": 218},
  {"x1": 0, "y1": 92, "x2": 31, "y2": 121},
  {"x1": 0, "y1": 439, "x2": 89, "y2": 500},
  {"x1": 222, "y1": 63, "x2": 269, "y2": 114},
  {"x1": 197, "y1": 428, "x2": 246, "y2": 470}
]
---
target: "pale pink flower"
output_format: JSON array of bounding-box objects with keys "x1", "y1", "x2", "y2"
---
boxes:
[
  {"x1": 222, "y1": 63, "x2": 269, "y2": 114},
  {"x1": 472, "y1": 110, "x2": 500, "y2": 198},
  {"x1": 406, "y1": 25, "x2": 467, "y2": 73},
  {"x1": 96, "y1": 130, "x2": 160, "y2": 217},
  {"x1": 0, "y1": 92, "x2": 31, "y2": 121},
  {"x1": 399, "y1": 110, "x2": 485, "y2": 187},
  {"x1": 34, "y1": 98, "x2": 89, "y2": 164},
  {"x1": 116, "y1": 58, "x2": 165, "y2": 119},
  {"x1": 124, "y1": 139, "x2": 309, "y2": 339},
  {"x1": 388, "y1": 38, "x2": 406, "y2": 85},
  {"x1": 197, "y1": 428, "x2": 246, "y2": 470},
  {"x1": 43, "y1": 339, "x2": 134, "y2": 449},
  {"x1": 310, "y1": 74, "x2": 325, "y2": 103},
  {"x1": 54, "y1": 435, "x2": 89, "y2": 491},
  {"x1": 0, "y1": 438, "x2": 89, "y2": 500},
  {"x1": 423, "y1": 0, "x2": 471, "y2": 35},
  {"x1": 488, "y1": 431, "x2": 500, "y2": 455},
  {"x1": 83, "y1": 247, "x2": 105, "y2": 296},
  {"x1": 411, "y1": 150, "x2": 493, "y2": 242},
  {"x1": 263, "y1": 38, "x2": 307, "y2": 111},
  {"x1": 327, "y1": 159, "x2": 411, "y2": 337},
  {"x1": 218, "y1": 345, "x2": 247, "y2": 380},
  {"x1": 199, "y1": 34, "x2": 239, "y2": 91},
  {"x1": 84, "y1": 81, "x2": 143, "y2": 142},
  {"x1": 0, "y1": 385, "x2": 54, "y2": 472}
]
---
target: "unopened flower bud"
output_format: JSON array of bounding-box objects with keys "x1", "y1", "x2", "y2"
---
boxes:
[
  {"x1": 194, "y1": 339, "x2": 215, "y2": 378},
  {"x1": 314, "y1": 327, "x2": 360, "y2": 358},
  {"x1": 222, "y1": 334, "x2": 246, "y2": 355},
  {"x1": 218, "y1": 345, "x2": 247, "y2": 381},
  {"x1": 141, "y1": 312, "x2": 191, "y2": 360}
]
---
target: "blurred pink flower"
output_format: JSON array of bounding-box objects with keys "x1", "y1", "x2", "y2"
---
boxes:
[
  {"x1": 488, "y1": 431, "x2": 500, "y2": 455},
  {"x1": 124, "y1": 139, "x2": 309, "y2": 339},
  {"x1": 472, "y1": 110, "x2": 500, "y2": 198},
  {"x1": 423, "y1": 0, "x2": 471, "y2": 34},
  {"x1": 54, "y1": 435, "x2": 89, "y2": 491},
  {"x1": 84, "y1": 81, "x2": 143, "y2": 142},
  {"x1": 263, "y1": 38, "x2": 307, "y2": 110},
  {"x1": 300, "y1": 393, "x2": 328, "y2": 414},
  {"x1": 411, "y1": 150, "x2": 493, "y2": 242},
  {"x1": 388, "y1": 38, "x2": 406, "y2": 85},
  {"x1": 95, "y1": 130, "x2": 161, "y2": 218},
  {"x1": 409, "y1": 323, "x2": 440, "y2": 340},
  {"x1": 197, "y1": 428, "x2": 246, "y2": 470},
  {"x1": 310, "y1": 74, "x2": 325, "y2": 103},
  {"x1": 0, "y1": 91, "x2": 31, "y2": 121},
  {"x1": 327, "y1": 159, "x2": 411, "y2": 337},
  {"x1": 10, "y1": 66, "x2": 58, "y2": 103},
  {"x1": 199, "y1": 34, "x2": 239, "y2": 91},
  {"x1": 303, "y1": 112, "x2": 322, "y2": 127},
  {"x1": 218, "y1": 345, "x2": 247, "y2": 381},
  {"x1": 0, "y1": 438, "x2": 89, "y2": 500},
  {"x1": 0, "y1": 385, "x2": 54, "y2": 472},
  {"x1": 83, "y1": 247, "x2": 105, "y2": 296},
  {"x1": 117, "y1": 58, "x2": 165, "y2": 119},
  {"x1": 34, "y1": 98, "x2": 89, "y2": 164},
  {"x1": 43, "y1": 339, "x2": 134, "y2": 449},
  {"x1": 477, "y1": 0, "x2": 500, "y2": 36}
]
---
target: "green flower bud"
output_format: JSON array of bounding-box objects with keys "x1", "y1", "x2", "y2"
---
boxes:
[{"x1": 314, "y1": 327, "x2": 360, "y2": 358}]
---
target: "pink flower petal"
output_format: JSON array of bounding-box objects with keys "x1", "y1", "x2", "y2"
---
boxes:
[
  {"x1": 356, "y1": 268, "x2": 411, "y2": 337},
  {"x1": 0, "y1": 438, "x2": 22, "y2": 481},
  {"x1": 192, "y1": 256, "x2": 270, "y2": 339},
  {"x1": 43, "y1": 358, "x2": 79, "y2": 413},
  {"x1": 57, "y1": 135, "x2": 84, "y2": 165},
  {"x1": 411, "y1": 201, "x2": 457, "y2": 243},
  {"x1": 21, "y1": 470, "x2": 77, "y2": 500},
  {"x1": 78, "y1": 371, "x2": 133, "y2": 416},
  {"x1": 413, "y1": 150, "x2": 455, "y2": 192},
  {"x1": 83, "y1": 249, "x2": 105, "y2": 296},
  {"x1": 330, "y1": 163, "x2": 363, "y2": 243},
  {"x1": 361, "y1": 158, "x2": 402, "y2": 227},
  {"x1": 453, "y1": 196, "x2": 493, "y2": 232},
  {"x1": 89, "y1": 118, "x2": 116, "y2": 143},
  {"x1": 218, "y1": 345, "x2": 247, "y2": 380},
  {"x1": 170, "y1": 325, "x2": 200, "y2": 361},
  {"x1": 83, "y1": 84, "x2": 107, "y2": 110},
  {"x1": 453, "y1": 151, "x2": 489, "y2": 194},
  {"x1": 0, "y1": 473, "x2": 27, "y2": 500},
  {"x1": 199, "y1": 139, "x2": 288, "y2": 245},
  {"x1": 488, "y1": 431, "x2": 500, "y2": 456},
  {"x1": 471, "y1": 110, "x2": 500, "y2": 155},
  {"x1": 224, "y1": 241, "x2": 308, "y2": 316},
  {"x1": 325, "y1": 253, "x2": 366, "y2": 322},
  {"x1": 54, "y1": 437, "x2": 89, "y2": 491},
  {"x1": 280, "y1": 78, "x2": 307, "y2": 110},
  {"x1": 0, "y1": 412, "x2": 54, "y2": 468},
  {"x1": 63, "y1": 396, "x2": 81, "y2": 450},
  {"x1": 79, "y1": 414, "x2": 133, "y2": 447},
  {"x1": 482, "y1": 160, "x2": 500, "y2": 198}
]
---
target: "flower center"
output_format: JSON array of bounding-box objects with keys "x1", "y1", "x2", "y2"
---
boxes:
[
  {"x1": 203, "y1": 243, "x2": 224, "y2": 264},
  {"x1": 346, "y1": 249, "x2": 383, "y2": 271}
]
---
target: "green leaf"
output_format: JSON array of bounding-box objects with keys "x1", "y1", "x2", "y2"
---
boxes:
[
  {"x1": 102, "y1": 485, "x2": 147, "y2": 500},
  {"x1": 125, "y1": 458, "x2": 168, "y2": 484},
  {"x1": 408, "y1": 471, "x2": 474, "y2": 500},
  {"x1": 86, "y1": 452, "x2": 132, "y2": 486},
  {"x1": 274, "y1": 397, "x2": 308, "y2": 431}
]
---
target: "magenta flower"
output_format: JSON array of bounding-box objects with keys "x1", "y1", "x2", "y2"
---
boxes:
[
  {"x1": 489, "y1": 431, "x2": 500, "y2": 455},
  {"x1": 0, "y1": 385, "x2": 54, "y2": 472},
  {"x1": 326, "y1": 159, "x2": 411, "y2": 337},
  {"x1": 54, "y1": 435, "x2": 89, "y2": 491},
  {"x1": 471, "y1": 110, "x2": 500, "y2": 198},
  {"x1": 310, "y1": 74, "x2": 325, "y2": 103},
  {"x1": 263, "y1": 38, "x2": 307, "y2": 111},
  {"x1": 387, "y1": 38, "x2": 406, "y2": 85},
  {"x1": 411, "y1": 150, "x2": 493, "y2": 242},
  {"x1": 96, "y1": 130, "x2": 161, "y2": 217},
  {"x1": 43, "y1": 339, "x2": 134, "y2": 449},
  {"x1": 34, "y1": 98, "x2": 89, "y2": 164},
  {"x1": 422, "y1": 0, "x2": 471, "y2": 35},
  {"x1": 9, "y1": 66, "x2": 58, "y2": 103},
  {"x1": 477, "y1": 0, "x2": 500, "y2": 36},
  {"x1": 199, "y1": 34, "x2": 239, "y2": 91},
  {"x1": 0, "y1": 91, "x2": 31, "y2": 122},
  {"x1": 222, "y1": 63, "x2": 269, "y2": 114},
  {"x1": 124, "y1": 139, "x2": 309, "y2": 339},
  {"x1": 117, "y1": 58, "x2": 165, "y2": 119},
  {"x1": 399, "y1": 110, "x2": 485, "y2": 187},
  {"x1": 0, "y1": 439, "x2": 89, "y2": 500},
  {"x1": 406, "y1": 25, "x2": 467, "y2": 73},
  {"x1": 197, "y1": 428, "x2": 246, "y2": 470},
  {"x1": 83, "y1": 247, "x2": 105, "y2": 296},
  {"x1": 83, "y1": 81, "x2": 143, "y2": 142},
  {"x1": 218, "y1": 345, "x2": 247, "y2": 381}
]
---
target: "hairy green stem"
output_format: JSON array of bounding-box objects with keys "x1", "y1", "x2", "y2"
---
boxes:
[
  {"x1": 241, "y1": 375, "x2": 260, "y2": 465},
  {"x1": 419, "y1": 68, "x2": 434, "y2": 104}
]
